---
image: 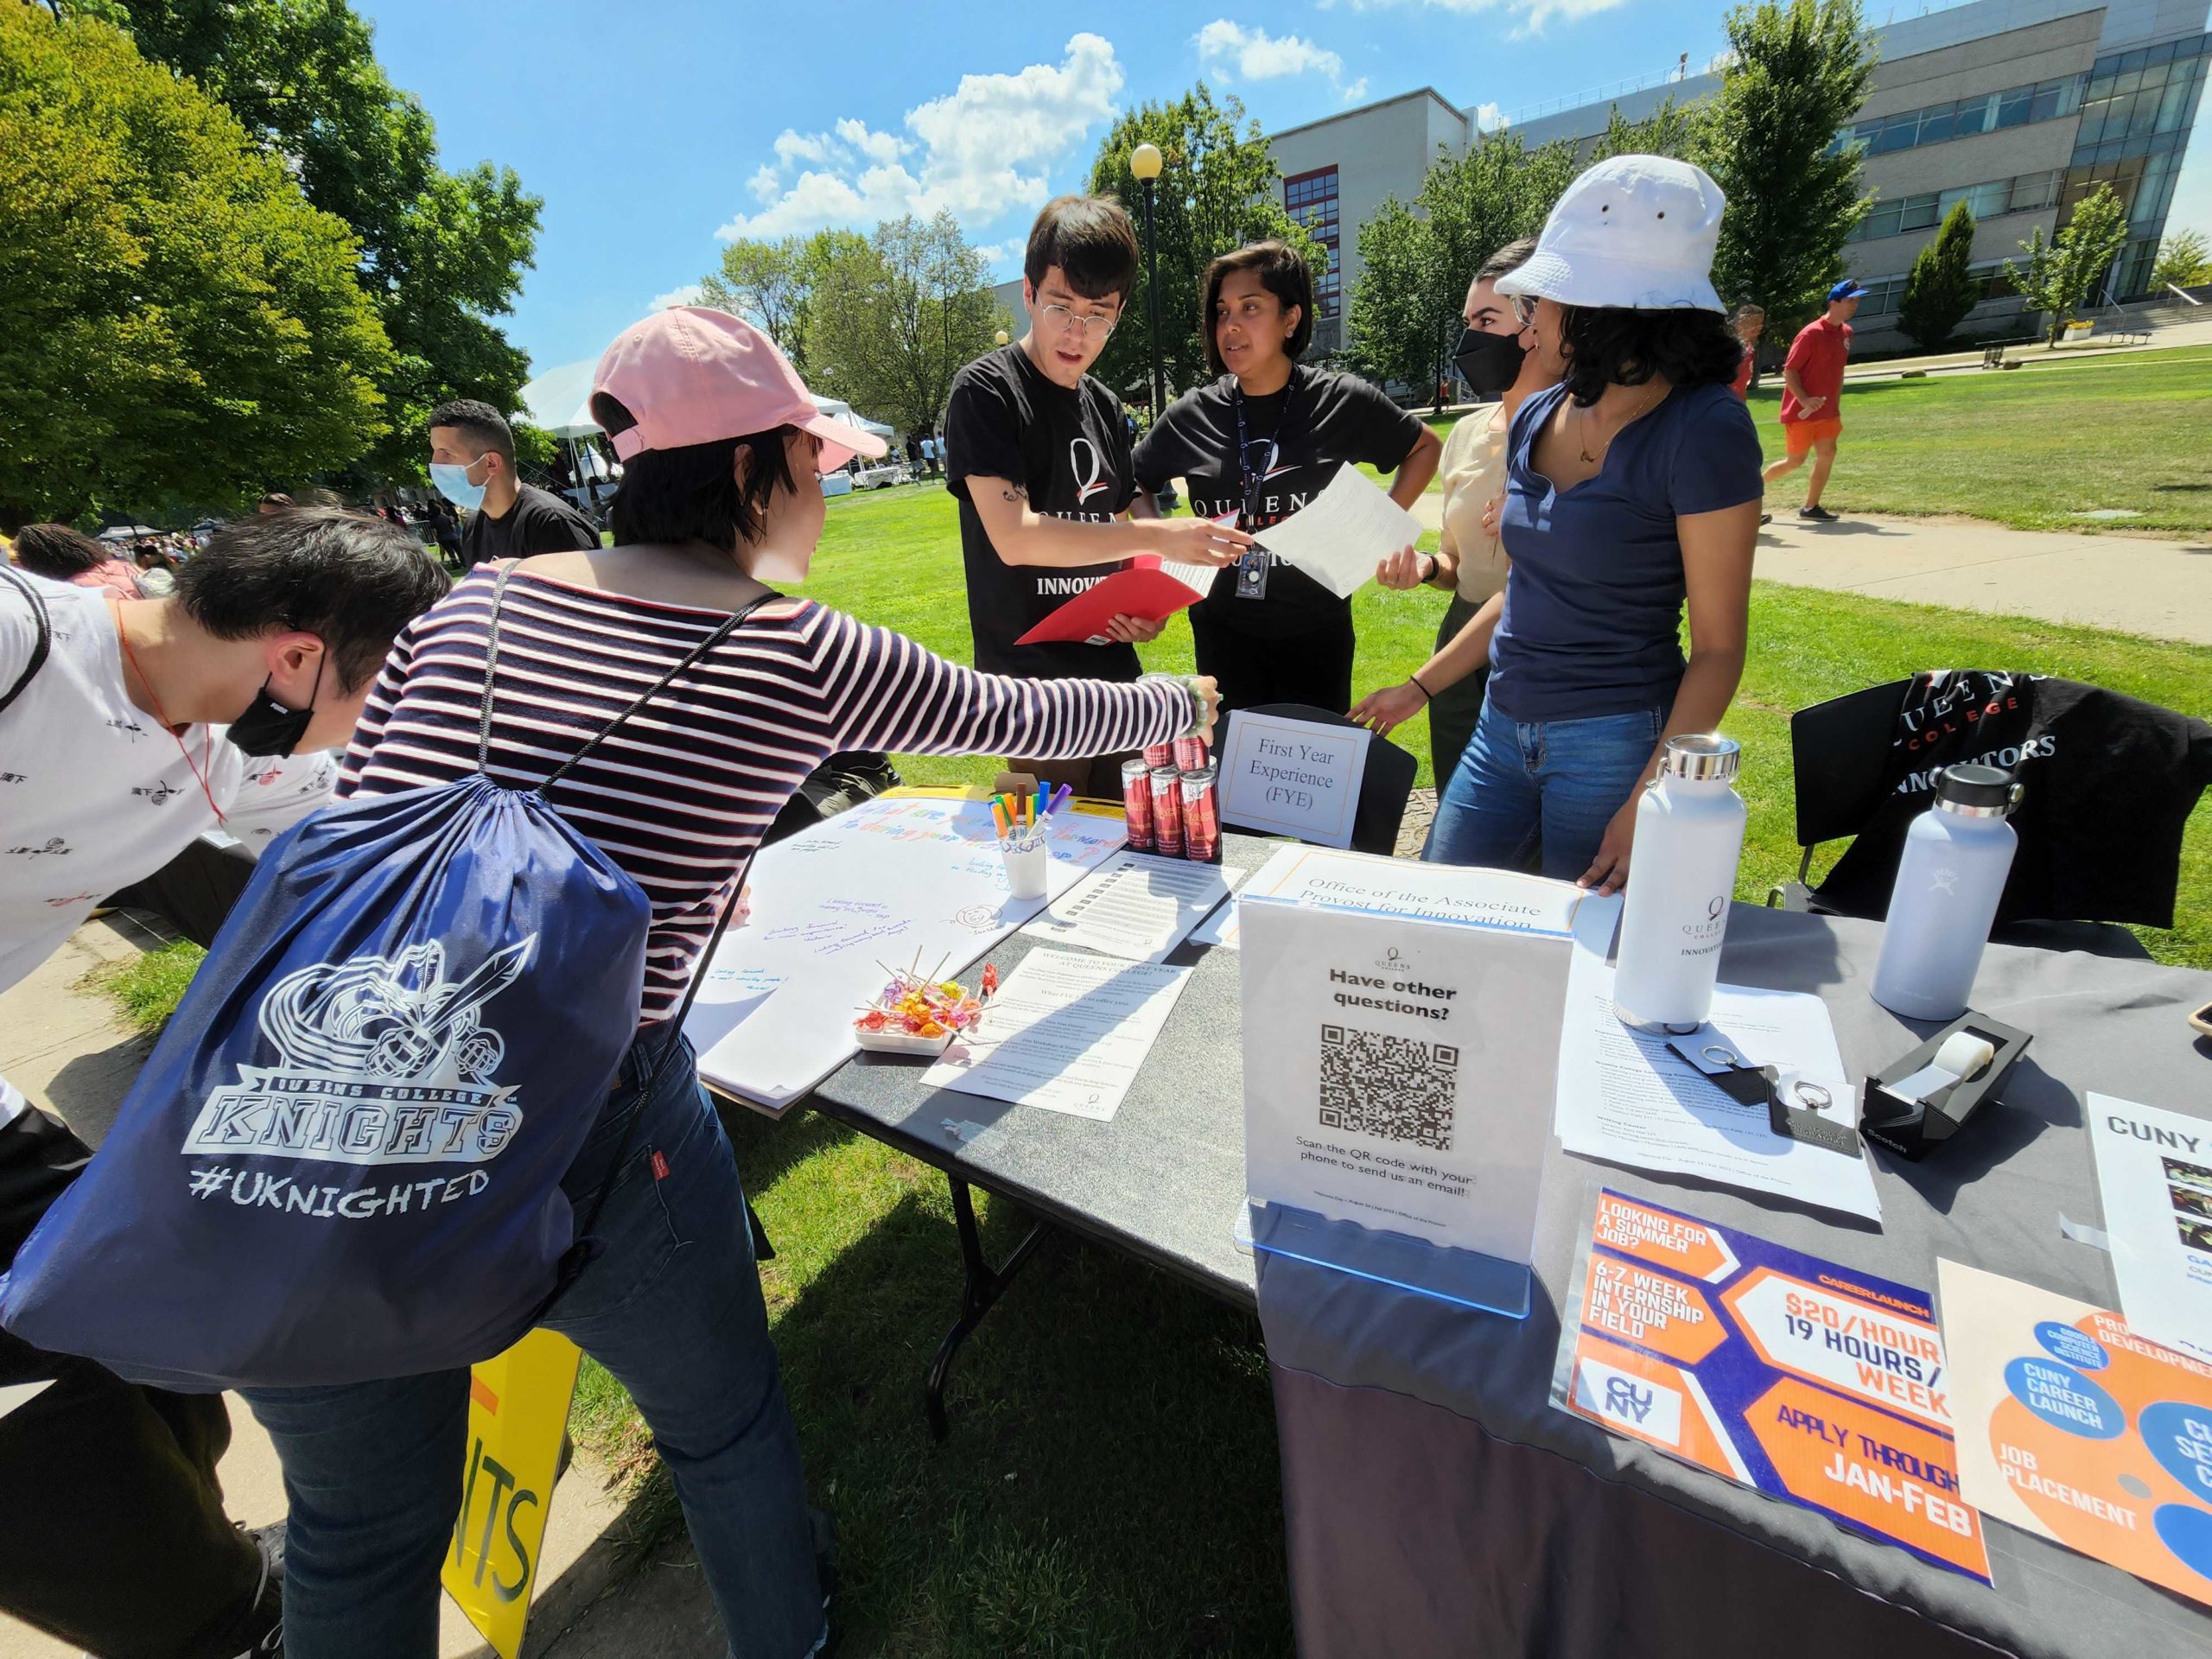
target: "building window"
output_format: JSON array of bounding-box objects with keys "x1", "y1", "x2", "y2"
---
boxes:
[
  {"x1": 2075, "y1": 37, "x2": 2208, "y2": 147},
  {"x1": 1847, "y1": 168, "x2": 2066, "y2": 241},
  {"x1": 1284, "y1": 166, "x2": 1341, "y2": 324},
  {"x1": 1855, "y1": 261, "x2": 2018, "y2": 320},
  {"x1": 1835, "y1": 72, "x2": 2086, "y2": 157}
]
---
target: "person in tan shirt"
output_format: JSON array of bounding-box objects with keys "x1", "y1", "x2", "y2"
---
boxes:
[{"x1": 1357, "y1": 238, "x2": 1554, "y2": 785}]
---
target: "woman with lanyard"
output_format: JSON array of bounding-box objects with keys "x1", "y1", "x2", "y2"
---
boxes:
[
  {"x1": 1413, "y1": 156, "x2": 1761, "y2": 893},
  {"x1": 1132, "y1": 240, "x2": 1441, "y2": 716},
  {"x1": 1351, "y1": 235, "x2": 1552, "y2": 787}
]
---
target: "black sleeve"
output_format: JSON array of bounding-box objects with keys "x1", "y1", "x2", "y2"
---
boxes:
[
  {"x1": 943, "y1": 365, "x2": 1024, "y2": 499},
  {"x1": 1344, "y1": 375, "x2": 1427, "y2": 472},
  {"x1": 1130, "y1": 393, "x2": 1199, "y2": 494}
]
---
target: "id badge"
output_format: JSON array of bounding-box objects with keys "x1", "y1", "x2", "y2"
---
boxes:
[{"x1": 1235, "y1": 547, "x2": 1270, "y2": 601}]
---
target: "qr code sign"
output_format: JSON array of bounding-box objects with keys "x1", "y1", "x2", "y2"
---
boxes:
[{"x1": 1318, "y1": 1025, "x2": 1459, "y2": 1151}]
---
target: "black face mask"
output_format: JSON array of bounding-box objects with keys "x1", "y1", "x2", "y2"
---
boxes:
[
  {"x1": 1453, "y1": 326, "x2": 1529, "y2": 399},
  {"x1": 226, "y1": 658, "x2": 322, "y2": 758}
]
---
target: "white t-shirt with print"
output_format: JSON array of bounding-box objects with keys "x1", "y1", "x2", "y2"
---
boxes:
[{"x1": 0, "y1": 574, "x2": 338, "y2": 996}]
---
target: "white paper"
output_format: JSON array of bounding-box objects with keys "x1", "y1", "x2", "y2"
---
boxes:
[
  {"x1": 1190, "y1": 901, "x2": 1242, "y2": 950},
  {"x1": 1553, "y1": 944, "x2": 1881, "y2": 1222},
  {"x1": 1217, "y1": 711, "x2": 1370, "y2": 849},
  {"x1": 921, "y1": 949, "x2": 1192, "y2": 1122},
  {"x1": 1160, "y1": 560, "x2": 1218, "y2": 597},
  {"x1": 1022, "y1": 853, "x2": 1243, "y2": 963},
  {"x1": 1249, "y1": 464, "x2": 1422, "y2": 600},
  {"x1": 687, "y1": 795, "x2": 1125, "y2": 1110},
  {"x1": 1240, "y1": 842, "x2": 1587, "y2": 938},
  {"x1": 2088, "y1": 1092, "x2": 2212, "y2": 1363}
]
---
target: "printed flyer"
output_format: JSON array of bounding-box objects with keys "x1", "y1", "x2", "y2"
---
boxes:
[
  {"x1": 2087, "y1": 1093, "x2": 2212, "y2": 1363},
  {"x1": 1939, "y1": 1260, "x2": 2212, "y2": 1607},
  {"x1": 1553, "y1": 1189, "x2": 1993, "y2": 1581}
]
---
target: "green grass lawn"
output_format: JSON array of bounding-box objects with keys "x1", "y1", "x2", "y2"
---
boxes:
[{"x1": 105, "y1": 468, "x2": 2212, "y2": 1657}]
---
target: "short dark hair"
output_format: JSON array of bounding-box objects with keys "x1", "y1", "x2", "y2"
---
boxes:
[
  {"x1": 1554, "y1": 306, "x2": 1744, "y2": 407},
  {"x1": 11, "y1": 523, "x2": 110, "y2": 581},
  {"x1": 1475, "y1": 238, "x2": 1539, "y2": 288},
  {"x1": 591, "y1": 392, "x2": 798, "y2": 554},
  {"x1": 1732, "y1": 300, "x2": 1766, "y2": 318},
  {"x1": 1202, "y1": 241, "x2": 1314, "y2": 375},
  {"x1": 1024, "y1": 195, "x2": 1141, "y2": 305},
  {"x1": 175, "y1": 507, "x2": 449, "y2": 693},
  {"x1": 428, "y1": 398, "x2": 515, "y2": 464}
]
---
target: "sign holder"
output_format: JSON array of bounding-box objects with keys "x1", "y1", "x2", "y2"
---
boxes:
[{"x1": 1236, "y1": 1198, "x2": 1535, "y2": 1317}]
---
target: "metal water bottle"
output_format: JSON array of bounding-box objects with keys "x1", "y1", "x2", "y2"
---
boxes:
[
  {"x1": 1612, "y1": 734, "x2": 1747, "y2": 1033},
  {"x1": 1871, "y1": 763, "x2": 2021, "y2": 1020}
]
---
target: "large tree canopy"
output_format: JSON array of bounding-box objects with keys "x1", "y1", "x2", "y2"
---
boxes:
[{"x1": 0, "y1": 6, "x2": 391, "y2": 528}]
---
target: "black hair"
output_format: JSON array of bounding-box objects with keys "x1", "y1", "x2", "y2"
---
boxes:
[
  {"x1": 175, "y1": 507, "x2": 449, "y2": 693},
  {"x1": 590, "y1": 393, "x2": 798, "y2": 553},
  {"x1": 428, "y1": 397, "x2": 515, "y2": 464},
  {"x1": 1203, "y1": 241, "x2": 1314, "y2": 374},
  {"x1": 1024, "y1": 195, "x2": 1141, "y2": 305},
  {"x1": 11, "y1": 523, "x2": 111, "y2": 581},
  {"x1": 1475, "y1": 237, "x2": 1539, "y2": 287},
  {"x1": 1554, "y1": 306, "x2": 1744, "y2": 407}
]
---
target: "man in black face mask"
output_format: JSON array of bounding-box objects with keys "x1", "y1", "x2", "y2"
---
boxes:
[{"x1": 0, "y1": 505, "x2": 445, "y2": 1658}]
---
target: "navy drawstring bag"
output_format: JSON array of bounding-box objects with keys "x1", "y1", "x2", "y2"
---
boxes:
[{"x1": 0, "y1": 573, "x2": 772, "y2": 1390}]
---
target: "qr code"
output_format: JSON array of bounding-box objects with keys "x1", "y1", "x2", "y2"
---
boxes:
[{"x1": 1318, "y1": 1025, "x2": 1459, "y2": 1150}]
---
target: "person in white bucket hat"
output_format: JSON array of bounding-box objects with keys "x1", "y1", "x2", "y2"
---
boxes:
[{"x1": 1421, "y1": 155, "x2": 1763, "y2": 893}]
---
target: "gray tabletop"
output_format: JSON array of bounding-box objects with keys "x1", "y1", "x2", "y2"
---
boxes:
[{"x1": 801, "y1": 833, "x2": 2212, "y2": 1656}]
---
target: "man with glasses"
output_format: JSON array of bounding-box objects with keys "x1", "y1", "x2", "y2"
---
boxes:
[{"x1": 944, "y1": 195, "x2": 1251, "y2": 796}]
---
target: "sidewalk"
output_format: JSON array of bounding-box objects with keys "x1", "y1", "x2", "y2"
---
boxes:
[{"x1": 0, "y1": 918, "x2": 639, "y2": 1659}]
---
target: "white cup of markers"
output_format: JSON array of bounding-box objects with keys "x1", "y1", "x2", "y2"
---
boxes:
[{"x1": 994, "y1": 785, "x2": 1069, "y2": 900}]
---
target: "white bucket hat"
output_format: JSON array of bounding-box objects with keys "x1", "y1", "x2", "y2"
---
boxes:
[{"x1": 1495, "y1": 155, "x2": 1726, "y2": 313}]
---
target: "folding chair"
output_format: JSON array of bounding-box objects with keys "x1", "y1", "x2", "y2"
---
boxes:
[{"x1": 1239, "y1": 702, "x2": 1419, "y2": 857}]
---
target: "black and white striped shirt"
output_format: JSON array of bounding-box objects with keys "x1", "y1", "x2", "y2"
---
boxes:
[{"x1": 340, "y1": 568, "x2": 1185, "y2": 1023}]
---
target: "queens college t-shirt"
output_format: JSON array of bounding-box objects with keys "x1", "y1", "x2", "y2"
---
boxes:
[
  {"x1": 944, "y1": 344, "x2": 1139, "y2": 680},
  {"x1": 1132, "y1": 366, "x2": 1424, "y2": 640}
]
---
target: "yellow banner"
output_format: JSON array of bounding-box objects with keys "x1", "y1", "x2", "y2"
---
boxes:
[{"x1": 442, "y1": 1329, "x2": 583, "y2": 1659}]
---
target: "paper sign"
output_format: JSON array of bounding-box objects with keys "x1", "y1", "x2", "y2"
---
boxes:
[
  {"x1": 1237, "y1": 842, "x2": 1585, "y2": 937},
  {"x1": 444, "y1": 1330, "x2": 584, "y2": 1658},
  {"x1": 1217, "y1": 711, "x2": 1370, "y2": 849},
  {"x1": 1249, "y1": 465, "x2": 1421, "y2": 600},
  {"x1": 1239, "y1": 891, "x2": 1570, "y2": 1263},
  {"x1": 1022, "y1": 852, "x2": 1243, "y2": 963},
  {"x1": 1012, "y1": 557, "x2": 1215, "y2": 646},
  {"x1": 1940, "y1": 1260, "x2": 2212, "y2": 1605},
  {"x1": 2087, "y1": 1093, "x2": 2212, "y2": 1363},
  {"x1": 1555, "y1": 1192, "x2": 1993, "y2": 1582}
]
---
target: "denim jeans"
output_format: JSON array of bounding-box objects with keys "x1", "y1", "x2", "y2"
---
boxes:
[
  {"x1": 1425, "y1": 696, "x2": 1663, "y2": 880},
  {"x1": 244, "y1": 1034, "x2": 823, "y2": 1659}
]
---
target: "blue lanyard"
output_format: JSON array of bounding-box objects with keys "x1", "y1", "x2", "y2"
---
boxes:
[{"x1": 1231, "y1": 372, "x2": 1302, "y2": 600}]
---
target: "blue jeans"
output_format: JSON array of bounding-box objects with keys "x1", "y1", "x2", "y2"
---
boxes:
[
  {"x1": 1425, "y1": 696, "x2": 1662, "y2": 880},
  {"x1": 244, "y1": 1035, "x2": 822, "y2": 1659}
]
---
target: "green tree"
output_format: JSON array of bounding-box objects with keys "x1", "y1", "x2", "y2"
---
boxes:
[
  {"x1": 2006, "y1": 185, "x2": 2131, "y2": 345},
  {"x1": 2150, "y1": 226, "x2": 2212, "y2": 290},
  {"x1": 1344, "y1": 197, "x2": 1436, "y2": 393},
  {"x1": 1702, "y1": 0, "x2": 1878, "y2": 329},
  {"x1": 809, "y1": 213, "x2": 999, "y2": 433},
  {"x1": 0, "y1": 7, "x2": 391, "y2": 528},
  {"x1": 701, "y1": 235, "x2": 823, "y2": 378},
  {"x1": 1086, "y1": 84, "x2": 1318, "y2": 404},
  {"x1": 1897, "y1": 200, "x2": 1980, "y2": 349},
  {"x1": 1590, "y1": 96, "x2": 1707, "y2": 164},
  {"x1": 113, "y1": 0, "x2": 542, "y2": 486}
]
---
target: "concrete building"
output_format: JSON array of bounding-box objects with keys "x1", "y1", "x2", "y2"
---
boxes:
[{"x1": 1255, "y1": 0, "x2": 2209, "y2": 352}]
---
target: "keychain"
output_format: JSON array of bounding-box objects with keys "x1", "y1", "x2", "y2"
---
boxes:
[{"x1": 1668, "y1": 1038, "x2": 1861, "y2": 1156}]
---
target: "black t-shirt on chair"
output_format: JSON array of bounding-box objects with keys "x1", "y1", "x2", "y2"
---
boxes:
[{"x1": 944, "y1": 344, "x2": 1138, "y2": 682}]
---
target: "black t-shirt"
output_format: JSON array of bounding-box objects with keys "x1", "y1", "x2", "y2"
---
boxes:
[
  {"x1": 944, "y1": 344, "x2": 1139, "y2": 680},
  {"x1": 460, "y1": 484, "x2": 602, "y2": 569},
  {"x1": 1132, "y1": 366, "x2": 1425, "y2": 640}
]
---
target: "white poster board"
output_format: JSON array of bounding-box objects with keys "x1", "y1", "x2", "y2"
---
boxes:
[
  {"x1": 686, "y1": 793, "x2": 1123, "y2": 1111},
  {"x1": 2088, "y1": 1093, "x2": 2212, "y2": 1362},
  {"x1": 1238, "y1": 863, "x2": 1582, "y2": 1266},
  {"x1": 1217, "y1": 711, "x2": 1370, "y2": 849}
]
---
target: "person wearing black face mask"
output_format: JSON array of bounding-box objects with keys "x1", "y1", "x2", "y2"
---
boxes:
[{"x1": 1352, "y1": 238, "x2": 1554, "y2": 786}]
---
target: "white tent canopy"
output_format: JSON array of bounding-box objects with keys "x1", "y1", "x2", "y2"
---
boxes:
[{"x1": 517, "y1": 357, "x2": 895, "y2": 440}]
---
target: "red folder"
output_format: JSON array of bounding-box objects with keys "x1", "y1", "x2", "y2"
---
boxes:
[{"x1": 1013, "y1": 556, "x2": 1217, "y2": 646}]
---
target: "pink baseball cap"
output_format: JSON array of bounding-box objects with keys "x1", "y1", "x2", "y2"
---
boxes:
[{"x1": 592, "y1": 306, "x2": 887, "y2": 471}]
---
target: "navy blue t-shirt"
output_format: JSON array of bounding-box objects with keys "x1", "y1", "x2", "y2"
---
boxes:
[{"x1": 1486, "y1": 379, "x2": 1762, "y2": 723}]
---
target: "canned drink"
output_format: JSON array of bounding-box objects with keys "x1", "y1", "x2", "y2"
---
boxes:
[
  {"x1": 1141, "y1": 741, "x2": 1176, "y2": 771},
  {"x1": 1173, "y1": 734, "x2": 1209, "y2": 773},
  {"x1": 1148, "y1": 765, "x2": 1185, "y2": 858},
  {"x1": 1179, "y1": 766, "x2": 1220, "y2": 862},
  {"x1": 1120, "y1": 758, "x2": 1155, "y2": 855}
]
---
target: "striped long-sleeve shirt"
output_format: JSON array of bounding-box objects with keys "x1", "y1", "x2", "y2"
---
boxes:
[{"x1": 340, "y1": 567, "x2": 1187, "y2": 1023}]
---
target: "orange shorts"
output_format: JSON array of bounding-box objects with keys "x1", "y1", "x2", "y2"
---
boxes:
[{"x1": 1783, "y1": 416, "x2": 1843, "y2": 455}]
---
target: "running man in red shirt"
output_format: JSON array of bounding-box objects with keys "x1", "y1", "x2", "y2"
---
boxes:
[{"x1": 1761, "y1": 280, "x2": 1863, "y2": 522}]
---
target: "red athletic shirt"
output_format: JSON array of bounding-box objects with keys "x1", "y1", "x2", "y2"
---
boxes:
[
  {"x1": 1779, "y1": 316, "x2": 1851, "y2": 423},
  {"x1": 1731, "y1": 346, "x2": 1756, "y2": 400}
]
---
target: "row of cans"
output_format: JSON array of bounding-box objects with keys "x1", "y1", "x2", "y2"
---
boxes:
[{"x1": 1126, "y1": 737, "x2": 1220, "y2": 863}]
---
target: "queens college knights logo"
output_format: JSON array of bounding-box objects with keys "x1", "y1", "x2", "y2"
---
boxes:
[{"x1": 182, "y1": 938, "x2": 534, "y2": 1169}]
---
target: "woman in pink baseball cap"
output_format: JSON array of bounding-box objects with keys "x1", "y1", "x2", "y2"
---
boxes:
[{"x1": 243, "y1": 307, "x2": 1219, "y2": 1659}]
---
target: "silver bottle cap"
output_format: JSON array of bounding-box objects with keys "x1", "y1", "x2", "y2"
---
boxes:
[
  {"x1": 1656, "y1": 733, "x2": 1740, "y2": 784},
  {"x1": 1932, "y1": 762, "x2": 2023, "y2": 819}
]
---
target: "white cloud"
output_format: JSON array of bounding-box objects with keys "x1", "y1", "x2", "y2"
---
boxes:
[
  {"x1": 1339, "y1": 0, "x2": 1631, "y2": 36},
  {"x1": 1473, "y1": 100, "x2": 1507, "y2": 131},
  {"x1": 721, "y1": 35, "x2": 1125, "y2": 241},
  {"x1": 651, "y1": 283, "x2": 706, "y2": 311},
  {"x1": 1342, "y1": 77, "x2": 1370, "y2": 103},
  {"x1": 1195, "y1": 20, "x2": 1345, "y2": 83}
]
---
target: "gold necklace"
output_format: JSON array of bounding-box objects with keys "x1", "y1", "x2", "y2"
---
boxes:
[{"x1": 1576, "y1": 384, "x2": 1669, "y2": 464}]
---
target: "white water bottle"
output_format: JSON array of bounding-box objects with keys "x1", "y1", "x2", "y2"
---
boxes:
[
  {"x1": 1871, "y1": 763, "x2": 2021, "y2": 1020},
  {"x1": 1612, "y1": 734, "x2": 1747, "y2": 1033}
]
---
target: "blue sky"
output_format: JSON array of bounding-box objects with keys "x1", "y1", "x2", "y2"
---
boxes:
[{"x1": 353, "y1": 0, "x2": 2209, "y2": 387}]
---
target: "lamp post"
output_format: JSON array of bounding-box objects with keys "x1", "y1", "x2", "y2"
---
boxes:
[
  {"x1": 995, "y1": 328, "x2": 1008, "y2": 346},
  {"x1": 1130, "y1": 142, "x2": 1166, "y2": 423}
]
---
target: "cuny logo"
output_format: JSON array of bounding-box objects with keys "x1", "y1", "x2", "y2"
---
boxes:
[
  {"x1": 181, "y1": 938, "x2": 533, "y2": 1166},
  {"x1": 1069, "y1": 438, "x2": 1109, "y2": 505}
]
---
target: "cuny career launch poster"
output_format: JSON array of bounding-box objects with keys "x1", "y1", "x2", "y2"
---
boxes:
[{"x1": 1552, "y1": 1190, "x2": 1993, "y2": 1582}]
